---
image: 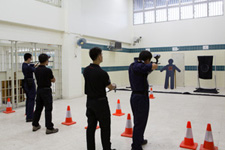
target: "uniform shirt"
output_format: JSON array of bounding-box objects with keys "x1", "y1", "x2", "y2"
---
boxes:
[
  {"x1": 83, "y1": 64, "x2": 111, "y2": 99},
  {"x1": 129, "y1": 60, "x2": 152, "y2": 92},
  {"x1": 22, "y1": 63, "x2": 35, "y2": 79},
  {"x1": 35, "y1": 65, "x2": 54, "y2": 88}
]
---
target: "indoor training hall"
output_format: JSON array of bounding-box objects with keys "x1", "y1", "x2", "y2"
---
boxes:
[{"x1": 0, "y1": 0, "x2": 225, "y2": 150}]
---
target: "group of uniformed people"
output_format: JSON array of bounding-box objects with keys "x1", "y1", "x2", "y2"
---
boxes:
[
  {"x1": 83, "y1": 47, "x2": 158, "y2": 150},
  {"x1": 22, "y1": 53, "x2": 58, "y2": 134},
  {"x1": 22, "y1": 47, "x2": 158, "y2": 149}
]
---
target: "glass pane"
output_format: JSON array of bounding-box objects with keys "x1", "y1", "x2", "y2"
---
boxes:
[
  {"x1": 156, "y1": 0, "x2": 167, "y2": 8},
  {"x1": 181, "y1": 5, "x2": 193, "y2": 19},
  {"x1": 168, "y1": 7, "x2": 180, "y2": 21},
  {"x1": 194, "y1": 3, "x2": 207, "y2": 18},
  {"x1": 134, "y1": 0, "x2": 143, "y2": 11},
  {"x1": 145, "y1": 11, "x2": 155, "y2": 23},
  {"x1": 209, "y1": 1, "x2": 223, "y2": 16},
  {"x1": 168, "y1": 0, "x2": 179, "y2": 6},
  {"x1": 194, "y1": 0, "x2": 207, "y2": 3},
  {"x1": 144, "y1": 0, "x2": 154, "y2": 9},
  {"x1": 156, "y1": 9, "x2": 167, "y2": 22},
  {"x1": 134, "y1": 12, "x2": 144, "y2": 24},
  {"x1": 181, "y1": 0, "x2": 193, "y2": 4}
]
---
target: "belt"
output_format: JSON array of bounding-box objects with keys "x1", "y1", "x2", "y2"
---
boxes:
[
  {"x1": 132, "y1": 91, "x2": 148, "y2": 95},
  {"x1": 87, "y1": 96, "x2": 107, "y2": 100},
  {"x1": 38, "y1": 87, "x2": 51, "y2": 90}
]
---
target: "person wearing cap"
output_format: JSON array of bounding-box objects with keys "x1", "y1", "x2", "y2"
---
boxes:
[
  {"x1": 32, "y1": 53, "x2": 58, "y2": 134},
  {"x1": 128, "y1": 51, "x2": 158, "y2": 150},
  {"x1": 22, "y1": 53, "x2": 38, "y2": 122},
  {"x1": 83, "y1": 47, "x2": 117, "y2": 150}
]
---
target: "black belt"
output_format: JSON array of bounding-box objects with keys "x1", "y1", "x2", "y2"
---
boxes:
[
  {"x1": 87, "y1": 96, "x2": 107, "y2": 100},
  {"x1": 38, "y1": 87, "x2": 51, "y2": 90},
  {"x1": 132, "y1": 91, "x2": 148, "y2": 95}
]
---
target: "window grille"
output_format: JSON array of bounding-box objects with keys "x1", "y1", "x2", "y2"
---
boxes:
[{"x1": 133, "y1": 0, "x2": 224, "y2": 25}]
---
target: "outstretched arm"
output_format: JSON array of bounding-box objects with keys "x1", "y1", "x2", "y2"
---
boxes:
[
  {"x1": 160, "y1": 66, "x2": 167, "y2": 72},
  {"x1": 174, "y1": 65, "x2": 181, "y2": 72}
]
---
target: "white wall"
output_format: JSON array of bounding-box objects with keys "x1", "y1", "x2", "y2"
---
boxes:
[
  {"x1": 133, "y1": 3, "x2": 225, "y2": 47},
  {"x1": 62, "y1": 33, "x2": 82, "y2": 99},
  {"x1": 0, "y1": 0, "x2": 64, "y2": 31},
  {"x1": 0, "y1": 0, "x2": 133, "y2": 43},
  {"x1": 66, "y1": 0, "x2": 133, "y2": 43},
  {"x1": 0, "y1": 21, "x2": 63, "y2": 45}
]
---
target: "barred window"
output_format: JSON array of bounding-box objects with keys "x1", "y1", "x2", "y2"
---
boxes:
[{"x1": 133, "y1": 0, "x2": 224, "y2": 25}]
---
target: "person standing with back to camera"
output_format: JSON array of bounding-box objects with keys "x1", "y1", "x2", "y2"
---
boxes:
[
  {"x1": 32, "y1": 53, "x2": 58, "y2": 134},
  {"x1": 129, "y1": 51, "x2": 158, "y2": 150},
  {"x1": 83, "y1": 47, "x2": 117, "y2": 150},
  {"x1": 22, "y1": 53, "x2": 38, "y2": 122}
]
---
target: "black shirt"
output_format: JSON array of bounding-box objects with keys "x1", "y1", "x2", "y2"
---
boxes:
[
  {"x1": 35, "y1": 65, "x2": 54, "y2": 88},
  {"x1": 83, "y1": 64, "x2": 111, "y2": 99},
  {"x1": 22, "y1": 63, "x2": 35, "y2": 79}
]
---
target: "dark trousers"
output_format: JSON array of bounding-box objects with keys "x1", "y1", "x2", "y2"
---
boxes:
[
  {"x1": 86, "y1": 97, "x2": 111, "y2": 150},
  {"x1": 32, "y1": 88, "x2": 54, "y2": 129},
  {"x1": 24, "y1": 82, "x2": 36, "y2": 120},
  {"x1": 130, "y1": 93, "x2": 149, "y2": 150}
]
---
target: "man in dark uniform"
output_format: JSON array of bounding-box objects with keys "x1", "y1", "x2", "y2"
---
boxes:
[
  {"x1": 83, "y1": 47, "x2": 116, "y2": 150},
  {"x1": 32, "y1": 53, "x2": 58, "y2": 134},
  {"x1": 22, "y1": 53, "x2": 37, "y2": 122},
  {"x1": 129, "y1": 51, "x2": 158, "y2": 150}
]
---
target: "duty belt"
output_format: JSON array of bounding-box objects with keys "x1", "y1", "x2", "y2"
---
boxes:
[{"x1": 132, "y1": 91, "x2": 148, "y2": 95}]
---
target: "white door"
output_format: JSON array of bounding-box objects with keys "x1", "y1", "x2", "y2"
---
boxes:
[{"x1": 172, "y1": 53, "x2": 185, "y2": 87}]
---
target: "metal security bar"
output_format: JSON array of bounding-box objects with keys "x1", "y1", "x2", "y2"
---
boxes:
[
  {"x1": 0, "y1": 40, "x2": 62, "y2": 110},
  {"x1": 36, "y1": 0, "x2": 62, "y2": 7},
  {"x1": 133, "y1": 0, "x2": 224, "y2": 25}
]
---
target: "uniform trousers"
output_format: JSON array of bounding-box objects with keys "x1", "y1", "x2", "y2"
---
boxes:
[
  {"x1": 130, "y1": 92, "x2": 149, "y2": 150},
  {"x1": 86, "y1": 97, "x2": 111, "y2": 150},
  {"x1": 24, "y1": 81, "x2": 36, "y2": 120},
  {"x1": 32, "y1": 88, "x2": 54, "y2": 129}
]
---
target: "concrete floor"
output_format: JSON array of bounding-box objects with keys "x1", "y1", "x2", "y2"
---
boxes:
[{"x1": 0, "y1": 86, "x2": 225, "y2": 150}]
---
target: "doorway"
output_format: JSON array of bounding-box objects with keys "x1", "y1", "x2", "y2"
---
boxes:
[
  {"x1": 172, "y1": 53, "x2": 185, "y2": 87},
  {"x1": 0, "y1": 40, "x2": 62, "y2": 110}
]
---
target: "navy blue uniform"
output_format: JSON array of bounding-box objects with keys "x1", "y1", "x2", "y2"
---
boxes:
[
  {"x1": 129, "y1": 60, "x2": 152, "y2": 150},
  {"x1": 22, "y1": 63, "x2": 36, "y2": 121}
]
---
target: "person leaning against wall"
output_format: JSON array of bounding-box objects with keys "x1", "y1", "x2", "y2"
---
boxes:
[
  {"x1": 32, "y1": 53, "x2": 58, "y2": 134},
  {"x1": 128, "y1": 51, "x2": 158, "y2": 150},
  {"x1": 83, "y1": 47, "x2": 117, "y2": 150},
  {"x1": 22, "y1": 53, "x2": 38, "y2": 122}
]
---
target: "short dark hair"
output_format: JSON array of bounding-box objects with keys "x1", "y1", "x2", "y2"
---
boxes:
[
  {"x1": 24, "y1": 53, "x2": 32, "y2": 61},
  {"x1": 89, "y1": 47, "x2": 102, "y2": 61},
  {"x1": 139, "y1": 50, "x2": 152, "y2": 61},
  {"x1": 39, "y1": 53, "x2": 49, "y2": 63}
]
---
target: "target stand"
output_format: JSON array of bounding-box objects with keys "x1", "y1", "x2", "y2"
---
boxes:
[{"x1": 194, "y1": 55, "x2": 219, "y2": 94}]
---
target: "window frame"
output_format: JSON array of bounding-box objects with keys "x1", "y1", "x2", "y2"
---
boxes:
[{"x1": 133, "y1": 0, "x2": 224, "y2": 25}]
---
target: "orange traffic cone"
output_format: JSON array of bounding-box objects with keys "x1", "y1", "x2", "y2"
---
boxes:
[
  {"x1": 121, "y1": 113, "x2": 133, "y2": 138},
  {"x1": 200, "y1": 124, "x2": 218, "y2": 150},
  {"x1": 180, "y1": 121, "x2": 198, "y2": 150},
  {"x1": 3, "y1": 98, "x2": 15, "y2": 114},
  {"x1": 85, "y1": 122, "x2": 100, "y2": 129},
  {"x1": 149, "y1": 87, "x2": 155, "y2": 99},
  {"x1": 61, "y1": 106, "x2": 76, "y2": 126},
  {"x1": 85, "y1": 124, "x2": 100, "y2": 129},
  {"x1": 113, "y1": 99, "x2": 125, "y2": 116}
]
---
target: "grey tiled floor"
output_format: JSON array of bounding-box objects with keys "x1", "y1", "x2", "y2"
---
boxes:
[{"x1": 0, "y1": 86, "x2": 225, "y2": 150}]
